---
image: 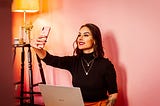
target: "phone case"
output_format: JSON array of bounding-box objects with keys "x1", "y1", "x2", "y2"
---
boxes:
[
  {"x1": 41, "y1": 26, "x2": 51, "y2": 37},
  {"x1": 38, "y1": 26, "x2": 51, "y2": 48}
]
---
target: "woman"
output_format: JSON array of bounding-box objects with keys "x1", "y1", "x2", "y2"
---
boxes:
[{"x1": 31, "y1": 23, "x2": 118, "y2": 106}]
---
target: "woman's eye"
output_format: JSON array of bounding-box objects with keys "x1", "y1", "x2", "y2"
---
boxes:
[
  {"x1": 77, "y1": 34, "x2": 89, "y2": 37},
  {"x1": 84, "y1": 34, "x2": 89, "y2": 37}
]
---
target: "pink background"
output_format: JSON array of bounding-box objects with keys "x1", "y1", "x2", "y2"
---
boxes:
[{"x1": 12, "y1": 0, "x2": 160, "y2": 106}]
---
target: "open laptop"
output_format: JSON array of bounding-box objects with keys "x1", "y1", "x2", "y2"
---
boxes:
[{"x1": 39, "y1": 84, "x2": 84, "y2": 106}]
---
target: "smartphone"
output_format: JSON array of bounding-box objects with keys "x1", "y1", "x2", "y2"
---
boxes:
[
  {"x1": 38, "y1": 26, "x2": 51, "y2": 48},
  {"x1": 40, "y1": 26, "x2": 51, "y2": 37}
]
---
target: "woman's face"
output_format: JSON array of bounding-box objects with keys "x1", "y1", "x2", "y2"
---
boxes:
[{"x1": 77, "y1": 26, "x2": 95, "y2": 53}]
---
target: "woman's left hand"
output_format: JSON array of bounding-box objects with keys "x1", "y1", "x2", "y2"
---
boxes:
[{"x1": 106, "y1": 93, "x2": 118, "y2": 106}]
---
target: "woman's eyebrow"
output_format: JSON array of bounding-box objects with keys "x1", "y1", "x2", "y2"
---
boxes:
[
  {"x1": 79, "y1": 32, "x2": 90, "y2": 34},
  {"x1": 83, "y1": 32, "x2": 90, "y2": 34}
]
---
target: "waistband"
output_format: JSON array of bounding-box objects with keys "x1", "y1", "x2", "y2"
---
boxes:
[{"x1": 84, "y1": 99, "x2": 108, "y2": 106}]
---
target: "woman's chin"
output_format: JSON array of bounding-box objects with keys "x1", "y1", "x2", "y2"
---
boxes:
[{"x1": 78, "y1": 46, "x2": 84, "y2": 50}]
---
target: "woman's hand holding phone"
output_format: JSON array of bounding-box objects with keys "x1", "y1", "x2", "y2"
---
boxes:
[{"x1": 30, "y1": 26, "x2": 51, "y2": 49}]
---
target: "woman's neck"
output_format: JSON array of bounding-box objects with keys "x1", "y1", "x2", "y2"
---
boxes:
[
  {"x1": 83, "y1": 48, "x2": 94, "y2": 54},
  {"x1": 82, "y1": 52, "x2": 94, "y2": 61}
]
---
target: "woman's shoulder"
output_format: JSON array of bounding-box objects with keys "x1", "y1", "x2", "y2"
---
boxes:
[
  {"x1": 97, "y1": 57, "x2": 111, "y2": 62},
  {"x1": 96, "y1": 57, "x2": 113, "y2": 66}
]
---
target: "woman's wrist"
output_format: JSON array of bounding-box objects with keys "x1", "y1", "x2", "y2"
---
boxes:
[
  {"x1": 32, "y1": 47, "x2": 47, "y2": 59},
  {"x1": 107, "y1": 93, "x2": 118, "y2": 106}
]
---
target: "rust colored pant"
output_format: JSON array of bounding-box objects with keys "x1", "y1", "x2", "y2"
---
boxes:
[{"x1": 84, "y1": 99, "x2": 108, "y2": 106}]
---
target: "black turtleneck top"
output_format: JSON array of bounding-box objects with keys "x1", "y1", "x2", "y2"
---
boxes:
[{"x1": 42, "y1": 52, "x2": 118, "y2": 102}]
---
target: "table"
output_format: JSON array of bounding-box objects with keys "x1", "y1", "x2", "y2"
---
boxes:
[{"x1": 13, "y1": 44, "x2": 46, "y2": 105}]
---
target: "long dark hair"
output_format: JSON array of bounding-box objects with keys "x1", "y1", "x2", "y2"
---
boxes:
[{"x1": 73, "y1": 23, "x2": 104, "y2": 58}]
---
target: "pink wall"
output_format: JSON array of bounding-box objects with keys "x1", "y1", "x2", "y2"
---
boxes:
[
  {"x1": 48, "y1": 0, "x2": 160, "y2": 105},
  {"x1": 13, "y1": 0, "x2": 160, "y2": 105},
  {"x1": 44, "y1": 0, "x2": 160, "y2": 105}
]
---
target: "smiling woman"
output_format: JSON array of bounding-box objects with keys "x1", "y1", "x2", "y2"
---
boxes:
[
  {"x1": 30, "y1": 23, "x2": 118, "y2": 106},
  {"x1": 77, "y1": 26, "x2": 95, "y2": 53}
]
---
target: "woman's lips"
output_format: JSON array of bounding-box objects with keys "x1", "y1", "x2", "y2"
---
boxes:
[{"x1": 79, "y1": 42, "x2": 85, "y2": 45}]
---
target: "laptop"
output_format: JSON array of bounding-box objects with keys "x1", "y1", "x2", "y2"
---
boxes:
[{"x1": 39, "y1": 84, "x2": 84, "y2": 106}]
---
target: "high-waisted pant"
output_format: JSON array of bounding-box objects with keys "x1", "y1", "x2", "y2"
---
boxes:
[{"x1": 84, "y1": 99, "x2": 108, "y2": 106}]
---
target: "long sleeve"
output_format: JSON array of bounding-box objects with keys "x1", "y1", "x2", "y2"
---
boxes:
[{"x1": 42, "y1": 52, "x2": 74, "y2": 71}]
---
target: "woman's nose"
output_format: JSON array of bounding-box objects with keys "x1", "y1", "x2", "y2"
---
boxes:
[{"x1": 79, "y1": 35, "x2": 83, "y2": 40}]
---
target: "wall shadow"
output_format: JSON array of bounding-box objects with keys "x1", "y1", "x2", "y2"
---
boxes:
[{"x1": 103, "y1": 31, "x2": 128, "y2": 106}]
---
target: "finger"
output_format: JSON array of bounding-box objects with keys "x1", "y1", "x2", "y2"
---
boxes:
[
  {"x1": 37, "y1": 44, "x2": 44, "y2": 49},
  {"x1": 36, "y1": 38, "x2": 47, "y2": 43},
  {"x1": 106, "y1": 102, "x2": 111, "y2": 106},
  {"x1": 36, "y1": 41, "x2": 45, "y2": 45},
  {"x1": 38, "y1": 36, "x2": 47, "y2": 39},
  {"x1": 37, "y1": 38, "x2": 47, "y2": 42}
]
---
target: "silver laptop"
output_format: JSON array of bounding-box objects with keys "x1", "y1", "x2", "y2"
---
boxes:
[{"x1": 39, "y1": 84, "x2": 84, "y2": 106}]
